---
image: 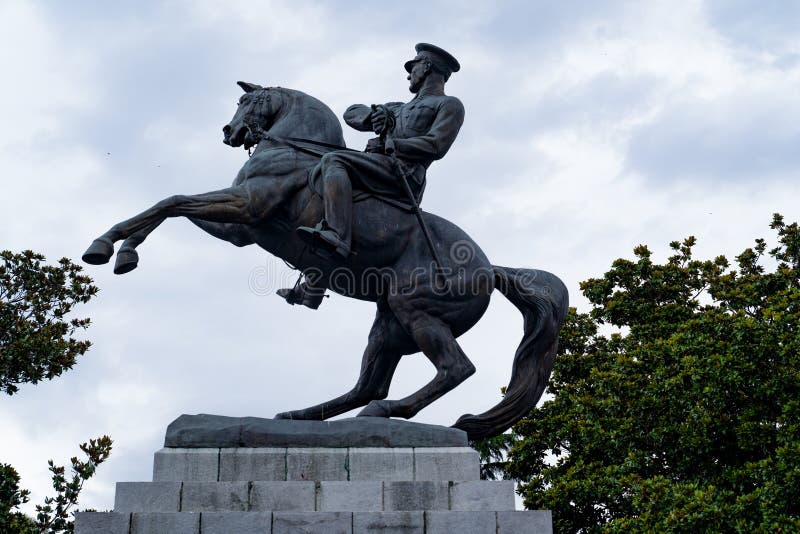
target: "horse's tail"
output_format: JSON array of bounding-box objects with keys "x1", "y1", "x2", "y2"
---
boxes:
[{"x1": 453, "y1": 266, "x2": 569, "y2": 440}]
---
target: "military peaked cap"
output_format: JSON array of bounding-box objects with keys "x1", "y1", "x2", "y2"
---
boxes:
[{"x1": 404, "y1": 43, "x2": 461, "y2": 76}]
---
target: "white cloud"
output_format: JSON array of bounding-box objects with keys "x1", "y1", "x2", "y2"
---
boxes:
[
  {"x1": 1, "y1": 0, "x2": 797, "y2": 515},
  {"x1": 0, "y1": 2, "x2": 95, "y2": 144}
]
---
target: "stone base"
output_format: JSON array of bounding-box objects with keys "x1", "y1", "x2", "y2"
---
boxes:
[
  {"x1": 165, "y1": 414, "x2": 467, "y2": 448},
  {"x1": 76, "y1": 510, "x2": 553, "y2": 533},
  {"x1": 76, "y1": 417, "x2": 552, "y2": 533},
  {"x1": 152, "y1": 446, "x2": 481, "y2": 482},
  {"x1": 113, "y1": 479, "x2": 514, "y2": 513}
]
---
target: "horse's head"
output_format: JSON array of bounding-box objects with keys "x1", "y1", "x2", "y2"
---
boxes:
[
  {"x1": 223, "y1": 82, "x2": 346, "y2": 150},
  {"x1": 223, "y1": 81, "x2": 279, "y2": 150}
]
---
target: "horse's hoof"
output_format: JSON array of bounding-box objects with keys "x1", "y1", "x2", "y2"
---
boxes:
[
  {"x1": 82, "y1": 238, "x2": 114, "y2": 265},
  {"x1": 357, "y1": 400, "x2": 392, "y2": 418},
  {"x1": 113, "y1": 248, "x2": 139, "y2": 275}
]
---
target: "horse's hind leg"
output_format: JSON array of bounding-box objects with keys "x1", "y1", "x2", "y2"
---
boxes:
[
  {"x1": 274, "y1": 304, "x2": 416, "y2": 420},
  {"x1": 358, "y1": 296, "x2": 476, "y2": 419}
]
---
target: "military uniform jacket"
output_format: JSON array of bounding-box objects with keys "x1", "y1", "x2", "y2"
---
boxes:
[
  {"x1": 307, "y1": 92, "x2": 464, "y2": 208},
  {"x1": 344, "y1": 93, "x2": 465, "y2": 172}
]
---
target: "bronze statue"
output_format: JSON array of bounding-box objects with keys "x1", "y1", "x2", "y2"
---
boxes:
[
  {"x1": 82, "y1": 44, "x2": 568, "y2": 440},
  {"x1": 282, "y1": 43, "x2": 464, "y2": 309}
]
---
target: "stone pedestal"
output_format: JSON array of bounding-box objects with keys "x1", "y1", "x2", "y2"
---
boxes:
[{"x1": 76, "y1": 415, "x2": 552, "y2": 533}]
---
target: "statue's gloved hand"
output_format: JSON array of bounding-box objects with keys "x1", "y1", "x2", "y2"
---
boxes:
[{"x1": 370, "y1": 105, "x2": 395, "y2": 135}]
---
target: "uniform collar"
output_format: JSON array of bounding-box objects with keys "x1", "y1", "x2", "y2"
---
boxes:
[{"x1": 413, "y1": 87, "x2": 444, "y2": 99}]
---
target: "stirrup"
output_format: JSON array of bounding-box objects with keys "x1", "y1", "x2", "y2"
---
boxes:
[
  {"x1": 296, "y1": 221, "x2": 350, "y2": 259},
  {"x1": 276, "y1": 285, "x2": 327, "y2": 310}
]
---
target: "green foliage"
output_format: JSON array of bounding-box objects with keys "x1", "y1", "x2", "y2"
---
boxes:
[
  {"x1": 0, "y1": 463, "x2": 37, "y2": 533},
  {"x1": 1, "y1": 250, "x2": 110, "y2": 532},
  {"x1": 35, "y1": 436, "x2": 113, "y2": 533},
  {"x1": 1, "y1": 438, "x2": 113, "y2": 534},
  {"x1": 506, "y1": 215, "x2": 800, "y2": 533},
  {"x1": 471, "y1": 433, "x2": 515, "y2": 480},
  {"x1": 0, "y1": 250, "x2": 98, "y2": 395}
]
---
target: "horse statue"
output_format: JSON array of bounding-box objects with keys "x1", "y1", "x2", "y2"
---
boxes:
[{"x1": 82, "y1": 83, "x2": 568, "y2": 440}]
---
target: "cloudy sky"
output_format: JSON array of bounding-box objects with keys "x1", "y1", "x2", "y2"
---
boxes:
[{"x1": 1, "y1": 0, "x2": 798, "y2": 514}]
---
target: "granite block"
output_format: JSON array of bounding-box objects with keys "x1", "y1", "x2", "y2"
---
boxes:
[
  {"x1": 450, "y1": 480, "x2": 515, "y2": 511},
  {"x1": 114, "y1": 481, "x2": 181, "y2": 512},
  {"x1": 130, "y1": 512, "x2": 200, "y2": 534},
  {"x1": 272, "y1": 511, "x2": 352, "y2": 534},
  {"x1": 200, "y1": 511, "x2": 272, "y2": 533},
  {"x1": 181, "y1": 481, "x2": 249, "y2": 512},
  {"x1": 219, "y1": 448, "x2": 286, "y2": 481},
  {"x1": 383, "y1": 481, "x2": 449, "y2": 511},
  {"x1": 349, "y1": 448, "x2": 414, "y2": 481},
  {"x1": 413, "y1": 447, "x2": 479, "y2": 481},
  {"x1": 153, "y1": 448, "x2": 219, "y2": 481},
  {"x1": 318, "y1": 481, "x2": 383, "y2": 511},
  {"x1": 287, "y1": 447, "x2": 348, "y2": 481},
  {"x1": 74, "y1": 511, "x2": 130, "y2": 534},
  {"x1": 425, "y1": 511, "x2": 496, "y2": 533},
  {"x1": 250, "y1": 481, "x2": 315, "y2": 511},
  {"x1": 353, "y1": 511, "x2": 424, "y2": 534}
]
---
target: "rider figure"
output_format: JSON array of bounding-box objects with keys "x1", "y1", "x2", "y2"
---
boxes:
[{"x1": 279, "y1": 43, "x2": 464, "y2": 309}]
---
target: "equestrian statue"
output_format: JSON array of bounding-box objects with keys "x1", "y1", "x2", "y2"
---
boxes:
[{"x1": 82, "y1": 44, "x2": 568, "y2": 440}]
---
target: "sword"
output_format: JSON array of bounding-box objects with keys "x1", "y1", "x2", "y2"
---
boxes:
[{"x1": 372, "y1": 104, "x2": 446, "y2": 281}]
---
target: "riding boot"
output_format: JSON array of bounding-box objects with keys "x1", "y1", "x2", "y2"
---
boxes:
[
  {"x1": 322, "y1": 171, "x2": 353, "y2": 254},
  {"x1": 296, "y1": 164, "x2": 352, "y2": 259},
  {"x1": 276, "y1": 282, "x2": 326, "y2": 310}
]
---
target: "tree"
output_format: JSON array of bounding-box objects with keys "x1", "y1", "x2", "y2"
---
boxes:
[
  {"x1": 33, "y1": 436, "x2": 113, "y2": 533},
  {"x1": 1, "y1": 250, "x2": 98, "y2": 395},
  {"x1": 471, "y1": 432, "x2": 515, "y2": 481},
  {"x1": 506, "y1": 215, "x2": 799, "y2": 533},
  {"x1": 0, "y1": 464, "x2": 37, "y2": 533},
  {"x1": 1, "y1": 251, "x2": 111, "y2": 533}
]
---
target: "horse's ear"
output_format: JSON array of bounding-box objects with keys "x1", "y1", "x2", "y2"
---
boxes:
[{"x1": 237, "y1": 81, "x2": 263, "y2": 93}]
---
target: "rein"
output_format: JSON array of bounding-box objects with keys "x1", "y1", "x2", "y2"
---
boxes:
[
  {"x1": 244, "y1": 88, "x2": 357, "y2": 158},
  {"x1": 266, "y1": 135, "x2": 357, "y2": 158}
]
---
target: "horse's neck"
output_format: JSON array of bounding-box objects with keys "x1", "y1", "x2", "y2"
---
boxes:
[
  {"x1": 268, "y1": 110, "x2": 318, "y2": 140},
  {"x1": 268, "y1": 90, "x2": 344, "y2": 145},
  {"x1": 245, "y1": 88, "x2": 337, "y2": 262}
]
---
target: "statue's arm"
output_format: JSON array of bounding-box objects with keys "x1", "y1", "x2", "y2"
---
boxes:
[
  {"x1": 343, "y1": 104, "x2": 373, "y2": 131},
  {"x1": 344, "y1": 102, "x2": 403, "y2": 132},
  {"x1": 389, "y1": 97, "x2": 465, "y2": 161}
]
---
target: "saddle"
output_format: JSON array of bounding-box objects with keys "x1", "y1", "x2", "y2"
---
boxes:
[
  {"x1": 265, "y1": 133, "x2": 423, "y2": 213},
  {"x1": 307, "y1": 159, "x2": 424, "y2": 213}
]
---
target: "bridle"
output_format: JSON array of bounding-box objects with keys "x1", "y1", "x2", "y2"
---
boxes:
[
  {"x1": 242, "y1": 88, "x2": 273, "y2": 156},
  {"x1": 240, "y1": 87, "x2": 357, "y2": 159}
]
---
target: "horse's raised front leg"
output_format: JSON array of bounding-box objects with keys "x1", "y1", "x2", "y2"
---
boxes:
[
  {"x1": 83, "y1": 186, "x2": 259, "y2": 267},
  {"x1": 110, "y1": 218, "x2": 255, "y2": 274},
  {"x1": 112, "y1": 222, "x2": 159, "y2": 275},
  {"x1": 274, "y1": 304, "x2": 417, "y2": 420}
]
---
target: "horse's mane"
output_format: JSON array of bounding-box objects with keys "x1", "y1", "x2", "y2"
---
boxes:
[{"x1": 265, "y1": 87, "x2": 346, "y2": 147}]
